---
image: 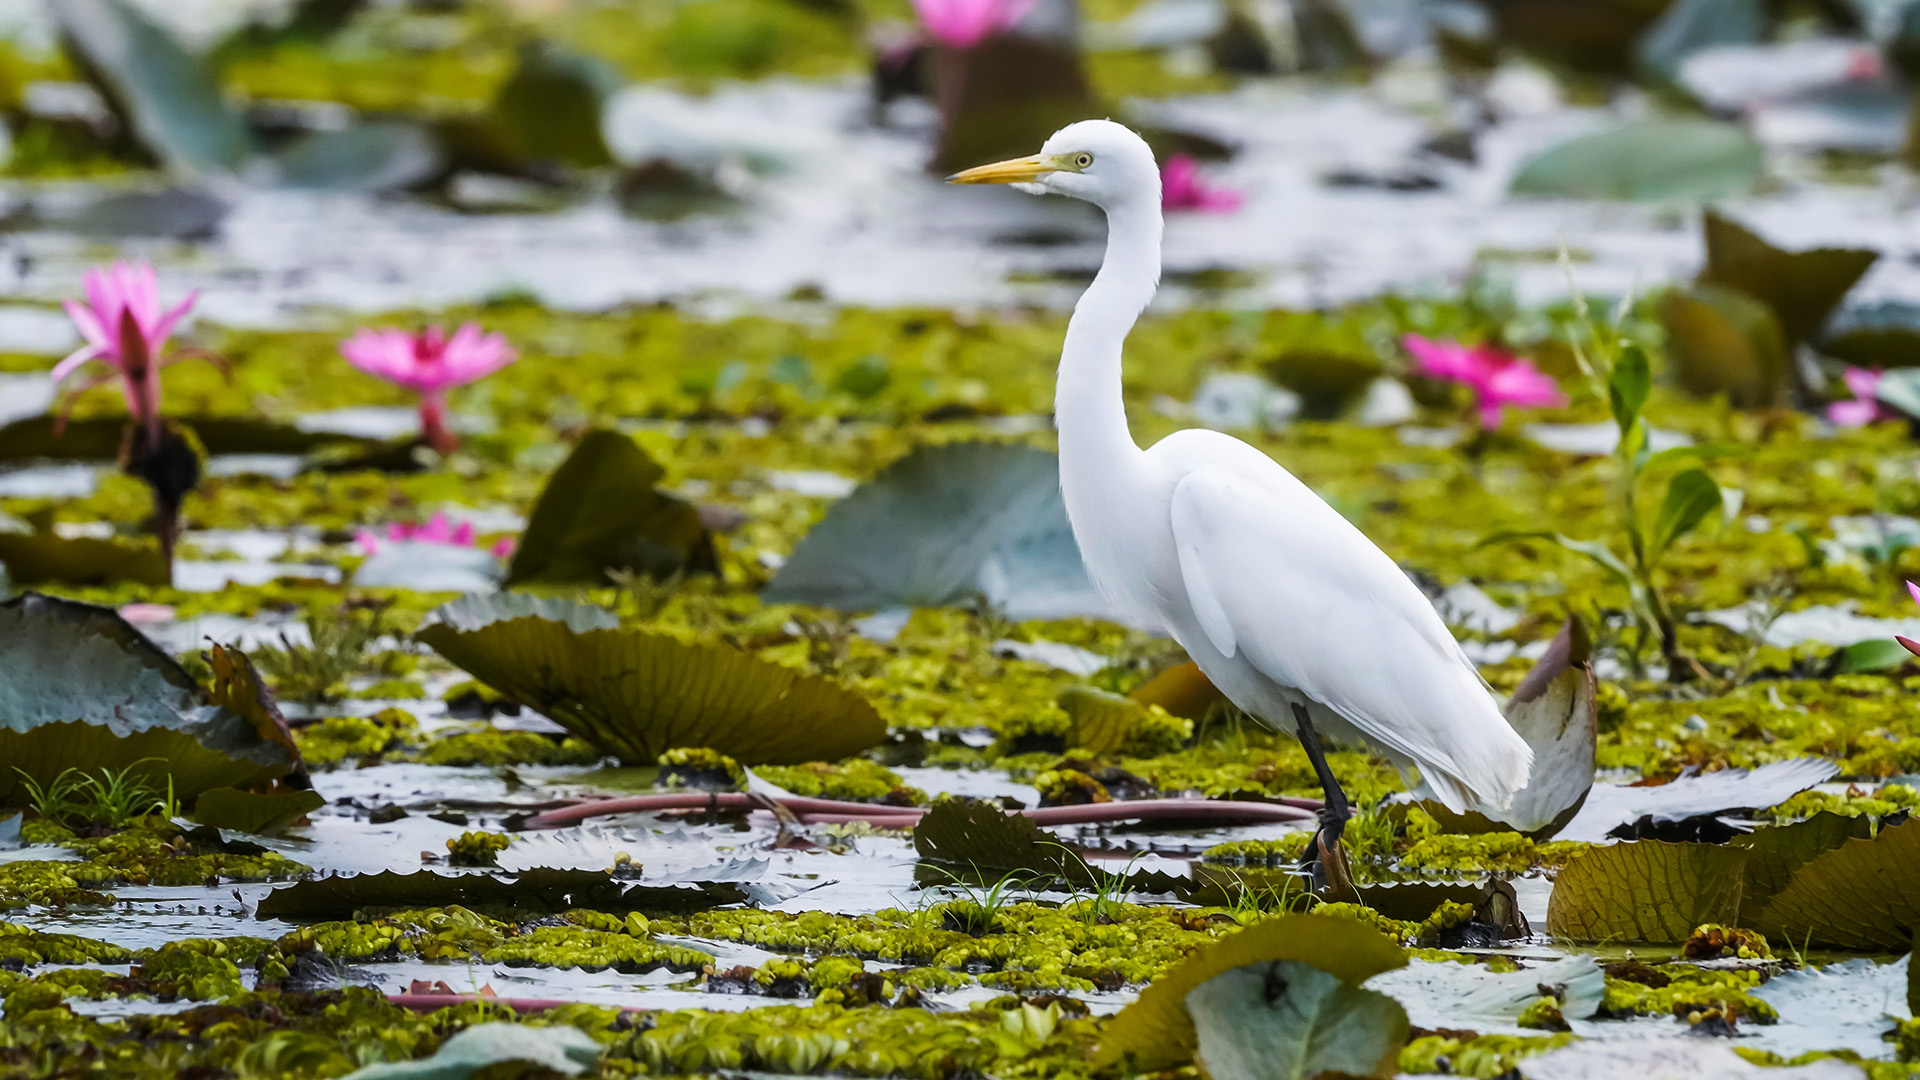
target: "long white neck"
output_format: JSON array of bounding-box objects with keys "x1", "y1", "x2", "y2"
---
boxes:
[{"x1": 1056, "y1": 197, "x2": 1161, "y2": 466}]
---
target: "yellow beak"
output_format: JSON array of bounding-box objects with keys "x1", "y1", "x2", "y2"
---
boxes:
[{"x1": 946, "y1": 154, "x2": 1053, "y2": 185}]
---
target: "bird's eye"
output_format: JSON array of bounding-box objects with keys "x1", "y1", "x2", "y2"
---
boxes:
[{"x1": 1072, "y1": 152, "x2": 1094, "y2": 170}]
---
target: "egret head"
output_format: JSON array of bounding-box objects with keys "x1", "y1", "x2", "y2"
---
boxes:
[{"x1": 947, "y1": 119, "x2": 1159, "y2": 210}]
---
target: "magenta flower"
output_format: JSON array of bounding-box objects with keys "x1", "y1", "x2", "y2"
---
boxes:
[
  {"x1": 355, "y1": 510, "x2": 515, "y2": 559},
  {"x1": 50, "y1": 261, "x2": 202, "y2": 443},
  {"x1": 339, "y1": 324, "x2": 515, "y2": 454},
  {"x1": 1402, "y1": 333, "x2": 1567, "y2": 429},
  {"x1": 1826, "y1": 367, "x2": 1898, "y2": 428},
  {"x1": 1162, "y1": 154, "x2": 1244, "y2": 214},
  {"x1": 911, "y1": 0, "x2": 1036, "y2": 48},
  {"x1": 1900, "y1": 581, "x2": 1920, "y2": 657}
]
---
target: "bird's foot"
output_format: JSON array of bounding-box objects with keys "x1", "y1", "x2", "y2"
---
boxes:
[{"x1": 1297, "y1": 812, "x2": 1355, "y2": 899}]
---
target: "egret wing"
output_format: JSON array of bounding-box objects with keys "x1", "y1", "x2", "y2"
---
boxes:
[{"x1": 1169, "y1": 467, "x2": 1525, "y2": 806}]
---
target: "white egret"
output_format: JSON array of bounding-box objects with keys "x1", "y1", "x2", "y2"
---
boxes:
[{"x1": 950, "y1": 120, "x2": 1532, "y2": 874}]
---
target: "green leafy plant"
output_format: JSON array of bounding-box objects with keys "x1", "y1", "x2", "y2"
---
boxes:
[
  {"x1": 926, "y1": 865, "x2": 1037, "y2": 935},
  {"x1": 14, "y1": 760, "x2": 173, "y2": 829},
  {"x1": 1047, "y1": 843, "x2": 1147, "y2": 926},
  {"x1": 1490, "y1": 264, "x2": 1745, "y2": 681},
  {"x1": 1222, "y1": 872, "x2": 1313, "y2": 924},
  {"x1": 252, "y1": 611, "x2": 387, "y2": 707},
  {"x1": 14, "y1": 766, "x2": 88, "y2": 825}
]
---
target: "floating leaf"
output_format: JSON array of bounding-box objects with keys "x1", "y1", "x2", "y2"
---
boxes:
[
  {"x1": 1819, "y1": 301, "x2": 1920, "y2": 370},
  {"x1": 1659, "y1": 282, "x2": 1791, "y2": 407},
  {"x1": 415, "y1": 593, "x2": 883, "y2": 766},
  {"x1": 1489, "y1": 0, "x2": 1675, "y2": 75},
  {"x1": 1187, "y1": 960, "x2": 1408, "y2": 1080},
  {"x1": 341, "y1": 1022, "x2": 601, "y2": 1080},
  {"x1": 1058, "y1": 686, "x2": 1183, "y2": 757},
  {"x1": 1510, "y1": 120, "x2": 1762, "y2": 202},
  {"x1": 0, "y1": 415, "x2": 375, "y2": 464},
  {"x1": 1835, "y1": 638, "x2": 1912, "y2": 673},
  {"x1": 1745, "y1": 818, "x2": 1920, "y2": 950},
  {"x1": 1698, "y1": 211, "x2": 1877, "y2": 350},
  {"x1": 1545, "y1": 840, "x2": 1747, "y2": 943},
  {"x1": 269, "y1": 121, "x2": 444, "y2": 193},
  {"x1": 913, "y1": 796, "x2": 1066, "y2": 881},
  {"x1": 191, "y1": 787, "x2": 324, "y2": 835},
  {"x1": 54, "y1": 0, "x2": 251, "y2": 175},
  {"x1": 1101, "y1": 914, "x2": 1407, "y2": 1071},
  {"x1": 1635, "y1": 0, "x2": 1765, "y2": 80},
  {"x1": 766, "y1": 442, "x2": 1110, "y2": 621},
  {"x1": 1422, "y1": 618, "x2": 1595, "y2": 838},
  {"x1": 1131, "y1": 660, "x2": 1229, "y2": 719},
  {"x1": 490, "y1": 44, "x2": 618, "y2": 171},
  {"x1": 0, "y1": 532, "x2": 169, "y2": 587},
  {"x1": 354, "y1": 542, "x2": 502, "y2": 593},
  {"x1": 0, "y1": 593, "x2": 295, "y2": 804},
  {"x1": 205, "y1": 642, "x2": 308, "y2": 783},
  {"x1": 1735, "y1": 812, "x2": 1871, "y2": 902},
  {"x1": 505, "y1": 431, "x2": 713, "y2": 587},
  {"x1": 256, "y1": 868, "x2": 744, "y2": 921},
  {"x1": 912, "y1": 796, "x2": 1187, "y2": 892}
]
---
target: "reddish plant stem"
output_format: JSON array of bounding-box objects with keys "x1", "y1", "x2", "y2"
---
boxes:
[
  {"x1": 522, "y1": 793, "x2": 1320, "y2": 830},
  {"x1": 388, "y1": 993, "x2": 610, "y2": 1014}
]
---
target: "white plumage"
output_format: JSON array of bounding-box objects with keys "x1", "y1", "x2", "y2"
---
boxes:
[{"x1": 951, "y1": 120, "x2": 1532, "y2": 845}]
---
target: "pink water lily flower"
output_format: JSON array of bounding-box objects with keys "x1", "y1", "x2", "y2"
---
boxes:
[
  {"x1": 339, "y1": 324, "x2": 515, "y2": 454},
  {"x1": 1900, "y1": 582, "x2": 1920, "y2": 657},
  {"x1": 355, "y1": 510, "x2": 515, "y2": 559},
  {"x1": 1403, "y1": 333, "x2": 1567, "y2": 429},
  {"x1": 1826, "y1": 367, "x2": 1898, "y2": 428},
  {"x1": 51, "y1": 261, "x2": 203, "y2": 442},
  {"x1": 911, "y1": 0, "x2": 1036, "y2": 48},
  {"x1": 1162, "y1": 154, "x2": 1244, "y2": 213}
]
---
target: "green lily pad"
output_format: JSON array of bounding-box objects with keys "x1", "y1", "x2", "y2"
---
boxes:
[
  {"x1": 1058, "y1": 686, "x2": 1155, "y2": 757},
  {"x1": 1659, "y1": 282, "x2": 1791, "y2": 407},
  {"x1": 269, "y1": 121, "x2": 445, "y2": 193},
  {"x1": 1545, "y1": 840, "x2": 1748, "y2": 943},
  {"x1": 1422, "y1": 617, "x2": 1595, "y2": 837},
  {"x1": 341, "y1": 1022, "x2": 601, "y2": 1080},
  {"x1": 1510, "y1": 120, "x2": 1763, "y2": 202},
  {"x1": 913, "y1": 796, "x2": 1065, "y2": 883},
  {"x1": 255, "y1": 868, "x2": 744, "y2": 921},
  {"x1": 1489, "y1": 0, "x2": 1676, "y2": 75},
  {"x1": 0, "y1": 532, "x2": 169, "y2": 587},
  {"x1": 190, "y1": 787, "x2": 325, "y2": 835},
  {"x1": 1819, "y1": 301, "x2": 1920, "y2": 370},
  {"x1": 1101, "y1": 914, "x2": 1407, "y2": 1071},
  {"x1": 1835, "y1": 638, "x2": 1913, "y2": 673},
  {"x1": 504, "y1": 430, "x2": 715, "y2": 587},
  {"x1": 765, "y1": 441, "x2": 1107, "y2": 620},
  {"x1": 1635, "y1": 0, "x2": 1765, "y2": 80},
  {"x1": 1735, "y1": 811, "x2": 1872, "y2": 901},
  {"x1": 491, "y1": 43, "x2": 618, "y2": 171},
  {"x1": 415, "y1": 593, "x2": 883, "y2": 766},
  {"x1": 1745, "y1": 817, "x2": 1920, "y2": 950},
  {"x1": 54, "y1": 0, "x2": 251, "y2": 175},
  {"x1": 0, "y1": 415, "x2": 375, "y2": 464},
  {"x1": 1698, "y1": 211, "x2": 1876, "y2": 350},
  {"x1": 912, "y1": 796, "x2": 1187, "y2": 892},
  {"x1": 1186, "y1": 959, "x2": 1409, "y2": 1080},
  {"x1": 0, "y1": 593, "x2": 296, "y2": 804}
]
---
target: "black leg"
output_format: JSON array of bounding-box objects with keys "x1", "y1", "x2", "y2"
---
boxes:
[{"x1": 1291, "y1": 702, "x2": 1351, "y2": 877}]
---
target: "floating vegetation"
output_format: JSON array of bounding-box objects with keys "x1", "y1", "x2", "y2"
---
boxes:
[{"x1": 415, "y1": 592, "x2": 886, "y2": 765}]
